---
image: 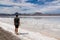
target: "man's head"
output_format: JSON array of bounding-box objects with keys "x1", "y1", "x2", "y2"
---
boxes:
[
  {"x1": 15, "y1": 12, "x2": 18, "y2": 17},
  {"x1": 16, "y1": 15, "x2": 18, "y2": 17}
]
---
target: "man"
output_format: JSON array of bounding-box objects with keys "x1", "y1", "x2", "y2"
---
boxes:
[{"x1": 14, "y1": 12, "x2": 20, "y2": 35}]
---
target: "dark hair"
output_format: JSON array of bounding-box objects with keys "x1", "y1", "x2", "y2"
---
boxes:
[
  {"x1": 15, "y1": 12, "x2": 18, "y2": 17},
  {"x1": 16, "y1": 15, "x2": 18, "y2": 17}
]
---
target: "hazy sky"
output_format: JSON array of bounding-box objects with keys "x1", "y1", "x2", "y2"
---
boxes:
[{"x1": 0, "y1": 0, "x2": 60, "y2": 14}]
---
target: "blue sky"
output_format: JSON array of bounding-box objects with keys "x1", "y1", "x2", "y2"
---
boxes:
[
  {"x1": 26, "y1": 0, "x2": 55, "y2": 5},
  {"x1": 0, "y1": 0, "x2": 60, "y2": 14}
]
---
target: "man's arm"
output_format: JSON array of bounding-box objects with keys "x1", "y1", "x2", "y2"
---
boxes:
[
  {"x1": 19, "y1": 18, "x2": 20, "y2": 25},
  {"x1": 14, "y1": 18, "x2": 15, "y2": 25}
]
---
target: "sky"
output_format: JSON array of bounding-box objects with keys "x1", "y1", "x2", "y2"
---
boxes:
[{"x1": 0, "y1": 0, "x2": 60, "y2": 14}]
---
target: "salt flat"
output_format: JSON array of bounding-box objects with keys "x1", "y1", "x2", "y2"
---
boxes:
[{"x1": 0, "y1": 17, "x2": 59, "y2": 40}]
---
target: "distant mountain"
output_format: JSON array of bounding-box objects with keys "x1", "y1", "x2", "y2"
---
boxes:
[{"x1": 0, "y1": 12, "x2": 60, "y2": 16}]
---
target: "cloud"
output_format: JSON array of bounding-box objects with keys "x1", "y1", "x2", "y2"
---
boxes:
[
  {"x1": 39, "y1": 0, "x2": 60, "y2": 14},
  {"x1": 0, "y1": 7, "x2": 17, "y2": 14},
  {"x1": 31, "y1": 0, "x2": 60, "y2": 14},
  {"x1": 0, "y1": 0, "x2": 38, "y2": 14},
  {"x1": 0, "y1": 0, "x2": 60, "y2": 14}
]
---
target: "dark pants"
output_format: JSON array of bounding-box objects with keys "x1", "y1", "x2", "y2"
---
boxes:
[{"x1": 15, "y1": 25, "x2": 19, "y2": 28}]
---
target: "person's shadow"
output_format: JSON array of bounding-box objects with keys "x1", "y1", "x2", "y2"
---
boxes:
[{"x1": 17, "y1": 33, "x2": 29, "y2": 35}]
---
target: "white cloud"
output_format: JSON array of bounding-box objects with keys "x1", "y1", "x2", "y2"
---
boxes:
[
  {"x1": 39, "y1": 0, "x2": 60, "y2": 13},
  {"x1": 0, "y1": 0, "x2": 60, "y2": 14},
  {"x1": 0, "y1": 0, "x2": 37, "y2": 13},
  {"x1": 34, "y1": 0, "x2": 60, "y2": 13},
  {"x1": 0, "y1": 7, "x2": 17, "y2": 14}
]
